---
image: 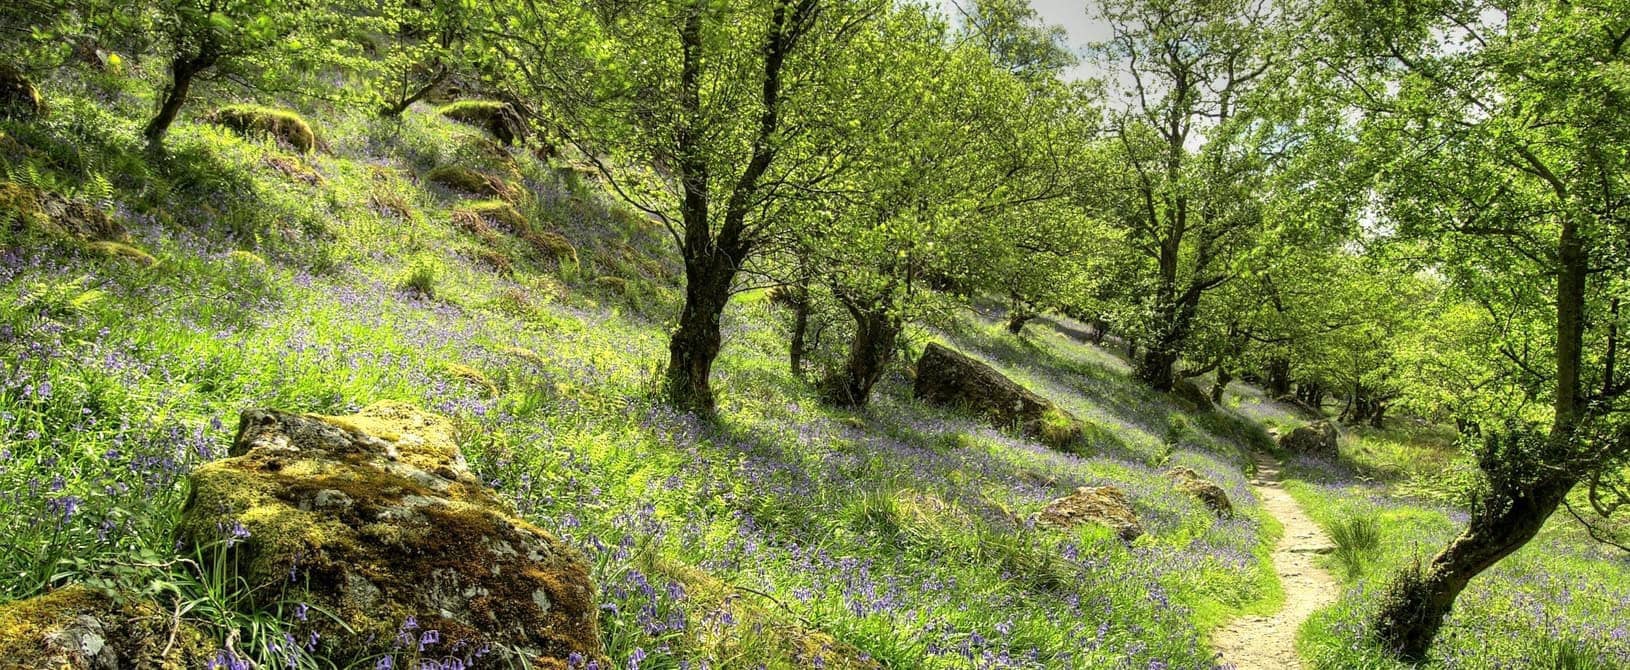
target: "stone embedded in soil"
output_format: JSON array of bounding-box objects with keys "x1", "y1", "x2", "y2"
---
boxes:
[
  {"x1": 912, "y1": 342, "x2": 1084, "y2": 449},
  {"x1": 1165, "y1": 467, "x2": 1233, "y2": 518},
  {"x1": 0, "y1": 585, "x2": 211, "y2": 669},
  {"x1": 176, "y1": 401, "x2": 604, "y2": 667},
  {"x1": 1036, "y1": 485, "x2": 1144, "y2": 541}
]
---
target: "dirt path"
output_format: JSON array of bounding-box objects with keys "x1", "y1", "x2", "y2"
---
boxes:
[{"x1": 1212, "y1": 453, "x2": 1340, "y2": 670}]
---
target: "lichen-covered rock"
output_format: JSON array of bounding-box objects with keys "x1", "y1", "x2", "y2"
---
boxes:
[
  {"x1": 1036, "y1": 485, "x2": 1143, "y2": 542},
  {"x1": 1278, "y1": 420, "x2": 1339, "y2": 456},
  {"x1": 177, "y1": 402, "x2": 604, "y2": 667},
  {"x1": 913, "y1": 343, "x2": 1083, "y2": 449},
  {"x1": 0, "y1": 585, "x2": 210, "y2": 669},
  {"x1": 1164, "y1": 467, "x2": 1233, "y2": 518}
]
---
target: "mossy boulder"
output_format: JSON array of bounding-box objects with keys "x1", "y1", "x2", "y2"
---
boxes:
[
  {"x1": 1, "y1": 181, "x2": 129, "y2": 243},
  {"x1": 912, "y1": 343, "x2": 1083, "y2": 449},
  {"x1": 520, "y1": 228, "x2": 578, "y2": 266},
  {"x1": 1278, "y1": 419, "x2": 1339, "y2": 456},
  {"x1": 1164, "y1": 467, "x2": 1233, "y2": 518},
  {"x1": 86, "y1": 241, "x2": 156, "y2": 267},
  {"x1": 0, "y1": 585, "x2": 211, "y2": 669},
  {"x1": 455, "y1": 199, "x2": 527, "y2": 232},
  {"x1": 176, "y1": 402, "x2": 604, "y2": 667},
  {"x1": 1036, "y1": 485, "x2": 1143, "y2": 542},
  {"x1": 207, "y1": 105, "x2": 317, "y2": 153},
  {"x1": 1170, "y1": 378, "x2": 1214, "y2": 413},
  {"x1": 426, "y1": 165, "x2": 518, "y2": 201},
  {"x1": 0, "y1": 64, "x2": 43, "y2": 120},
  {"x1": 438, "y1": 100, "x2": 526, "y2": 146}
]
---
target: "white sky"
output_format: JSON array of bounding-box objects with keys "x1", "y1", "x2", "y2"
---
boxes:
[{"x1": 937, "y1": 0, "x2": 1114, "y2": 81}]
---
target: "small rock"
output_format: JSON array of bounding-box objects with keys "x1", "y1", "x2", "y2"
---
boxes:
[
  {"x1": 1164, "y1": 467, "x2": 1233, "y2": 518},
  {"x1": 1037, "y1": 485, "x2": 1143, "y2": 541}
]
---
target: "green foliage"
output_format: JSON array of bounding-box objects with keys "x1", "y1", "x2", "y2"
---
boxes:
[{"x1": 399, "y1": 253, "x2": 442, "y2": 297}]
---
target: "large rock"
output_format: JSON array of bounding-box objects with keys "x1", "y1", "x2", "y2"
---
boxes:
[
  {"x1": 1170, "y1": 378, "x2": 1214, "y2": 413},
  {"x1": 1164, "y1": 467, "x2": 1232, "y2": 518},
  {"x1": 1036, "y1": 485, "x2": 1143, "y2": 542},
  {"x1": 0, "y1": 585, "x2": 210, "y2": 669},
  {"x1": 177, "y1": 402, "x2": 603, "y2": 666},
  {"x1": 1278, "y1": 420, "x2": 1339, "y2": 456},
  {"x1": 913, "y1": 343, "x2": 1082, "y2": 449}
]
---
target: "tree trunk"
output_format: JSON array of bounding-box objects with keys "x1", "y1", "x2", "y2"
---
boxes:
[
  {"x1": 1371, "y1": 470, "x2": 1573, "y2": 660},
  {"x1": 1265, "y1": 358, "x2": 1291, "y2": 397},
  {"x1": 821, "y1": 303, "x2": 900, "y2": 408},
  {"x1": 1005, "y1": 312, "x2": 1033, "y2": 334},
  {"x1": 1087, "y1": 318, "x2": 1109, "y2": 345},
  {"x1": 1372, "y1": 210, "x2": 1592, "y2": 659},
  {"x1": 1135, "y1": 346, "x2": 1180, "y2": 391},
  {"x1": 1005, "y1": 293, "x2": 1034, "y2": 334},
  {"x1": 788, "y1": 285, "x2": 810, "y2": 378},
  {"x1": 144, "y1": 55, "x2": 205, "y2": 146},
  {"x1": 1210, "y1": 367, "x2": 1232, "y2": 404},
  {"x1": 664, "y1": 251, "x2": 735, "y2": 415}
]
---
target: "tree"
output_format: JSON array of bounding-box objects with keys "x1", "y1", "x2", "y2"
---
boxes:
[
  {"x1": 952, "y1": 0, "x2": 1076, "y2": 82},
  {"x1": 1310, "y1": 0, "x2": 1630, "y2": 658},
  {"x1": 143, "y1": 0, "x2": 290, "y2": 146},
  {"x1": 1089, "y1": 0, "x2": 1279, "y2": 391},
  {"x1": 797, "y1": 14, "x2": 1084, "y2": 407},
  {"x1": 485, "y1": 0, "x2": 889, "y2": 415},
  {"x1": 372, "y1": 0, "x2": 471, "y2": 118}
]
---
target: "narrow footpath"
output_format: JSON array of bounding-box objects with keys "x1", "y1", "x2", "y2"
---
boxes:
[{"x1": 1213, "y1": 453, "x2": 1341, "y2": 669}]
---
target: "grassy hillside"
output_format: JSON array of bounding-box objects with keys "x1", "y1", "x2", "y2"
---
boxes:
[{"x1": 0, "y1": 71, "x2": 1291, "y2": 668}]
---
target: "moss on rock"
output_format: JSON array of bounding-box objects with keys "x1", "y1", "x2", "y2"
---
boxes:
[
  {"x1": 176, "y1": 402, "x2": 604, "y2": 667},
  {"x1": 208, "y1": 104, "x2": 317, "y2": 153},
  {"x1": 520, "y1": 228, "x2": 578, "y2": 266},
  {"x1": 455, "y1": 199, "x2": 526, "y2": 232},
  {"x1": 85, "y1": 241, "x2": 156, "y2": 267},
  {"x1": 0, "y1": 585, "x2": 211, "y2": 669},
  {"x1": 426, "y1": 165, "x2": 518, "y2": 201},
  {"x1": 438, "y1": 100, "x2": 526, "y2": 146},
  {"x1": 1, "y1": 181, "x2": 128, "y2": 243},
  {"x1": 0, "y1": 64, "x2": 44, "y2": 120}
]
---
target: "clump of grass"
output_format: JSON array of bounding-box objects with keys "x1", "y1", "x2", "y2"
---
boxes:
[
  {"x1": 208, "y1": 104, "x2": 317, "y2": 153},
  {"x1": 398, "y1": 254, "x2": 442, "y2": 298},
  {"x1": 1327, "y1": 515, "x2": 1381, "y2": 578}
]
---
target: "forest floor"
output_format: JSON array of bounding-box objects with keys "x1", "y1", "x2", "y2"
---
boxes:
[{"x1": 1213, "y1": 452, "x2": 1339, "y2": 670}]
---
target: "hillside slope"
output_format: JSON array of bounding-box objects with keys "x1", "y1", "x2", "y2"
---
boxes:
[{"x1": 0, "y1": 73, "x2": 1282, "y2": 668}]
